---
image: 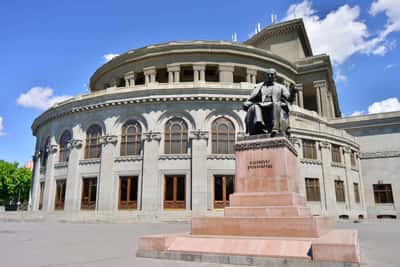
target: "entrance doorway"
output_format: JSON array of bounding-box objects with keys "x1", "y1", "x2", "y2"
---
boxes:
[
  {"x1": 119, "y1": 176, "x2": 138, "y2": 209},
  {"x1": 54, "y1": 179, "x2": 66, "y2": 210},
  {"x1": 164, "y1": 175, "x2": 186, "y2": 209},
  {"x1": 81, "y1": 177, "x2": 97, "y2": 210},
  {"x1": 214, "y1": 175, "x2": 235, "y2": 209}
]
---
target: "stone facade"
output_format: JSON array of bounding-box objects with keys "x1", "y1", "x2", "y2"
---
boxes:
[{"x1": 29, "y1": 19, "x2": 369, "y2": 219}]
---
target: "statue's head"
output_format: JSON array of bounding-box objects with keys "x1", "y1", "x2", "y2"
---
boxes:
[{"x1": 265, "y1": 68, "x2": 276, "y2": 84}]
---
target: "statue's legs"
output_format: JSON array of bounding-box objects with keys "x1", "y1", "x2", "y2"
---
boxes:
[
  {"x1": 271, "y1": 102, "x2": 281, "y2": 135},
  {"x1": 245, "y1": 104, "x2": 266, "y2": 135}
]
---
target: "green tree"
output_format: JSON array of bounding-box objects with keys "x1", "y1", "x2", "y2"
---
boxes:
[{"x1": 0, "y1": 160, "x2": 32, "y2": 206}]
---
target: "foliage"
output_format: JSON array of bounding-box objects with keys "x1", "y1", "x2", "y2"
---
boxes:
[{"x1": 0, "y1": 160, "x2": 32, "y2": 205}]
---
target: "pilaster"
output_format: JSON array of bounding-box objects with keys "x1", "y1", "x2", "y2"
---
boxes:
[
  {"x1": 97, "y1": 135, "x2": 118, "y2": 211},
  {"x1": 64, "y1": 139, "x2": 83, "y2": 211},
  {"x1": 141, "y1": 131, "x2": 162, "y2": 211},
  {"x1": 143, "y1": 66, "x2": 156, "y2": 86},
  {"x1": 193, "y1": 64, "x2": 206, "y2": 83},
  {"x1": 342, "y1": 146, "x2": 353, "y2": 211},
  {"x1": 43, "y1": 142, "x2": 58, "y2": 211},
  {"x1": 218, "y1": 64, "x2": 234, "y2": 83},
  {"x1": 295, "y1": 83, "x2": 304, "y2": 108},
  {"x1": 246, "y1": 68, "x2": 257, "y2": 84},
  {"x1": 30, "y1": 152, "x2": 41, "y2": 211},
  {"x1": 167, "y1": 64, "x2": 180, "y2": 84},
  {"x1": 313, "y1": 80, "x2": 327, "y2": 117},
  {"x1": 190, "y1": 130, "x2": 209, "y2": 214},
  {"x1": 319, "y1": 141, "x2": 335, "y2": 216},
  {"x1": 124, "y1": 71, "x2": 135, "y2": 87}
]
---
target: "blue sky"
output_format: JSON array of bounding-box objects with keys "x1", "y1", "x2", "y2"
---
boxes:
[{"x1": 0, "y1": 0, "x2": 399, "y2": 164}]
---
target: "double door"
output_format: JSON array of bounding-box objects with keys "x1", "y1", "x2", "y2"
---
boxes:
[{"x1": 164, "y1": 175, "x2": 185, "y2": 209}]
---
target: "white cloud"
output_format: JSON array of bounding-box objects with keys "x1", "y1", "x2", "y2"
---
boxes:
[
  {"x1": 103, "y1": 53, "x2": 119, "y2": 62},
  {"x1": 0, "y1": 116, "x2": 5, "y2": 136},
  {"x1": 350, "y1": 110, "x2": 365, "y2": 117},
  {"x1": 334, "y1": 69, "x2": 347, "y2": 83},
  {"x1": 384, "y1": 63, "x2": 397, "y2": 70},
  {"x1": 284, "y1": 0, "x2": 399, "y2": 64},
  {"x1": 349, "y1": 97, "x2": 400, "y2": 116},
  {"x1": 17, "y1": 86, "x2": 72, "y2": 110},
  {"x1": 370, "y1": 0, "x2": 400, "y2": 38},
  {"x1": 368, "y1": 97, "x2": 400, "y2": 114}
]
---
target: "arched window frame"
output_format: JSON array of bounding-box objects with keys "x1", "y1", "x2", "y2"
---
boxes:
[
  {"x1": 164, "y1": 118, "x2": 188, "y2": 154},
  {"x1": 211, "y1": 117, "x2": 235, "y2": 154},
  {"x1": 120, "y1": 120, "x2": 142, "y2": 156},
  {"x1": 85, "y1": 124, "x2": 102, "y2": 159},
  {"x1": 59, "y1": 130, "x2": 72, "y2": 162}
]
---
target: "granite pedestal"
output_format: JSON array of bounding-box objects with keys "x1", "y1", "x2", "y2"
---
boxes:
[{"x1": 137, "y1": 136, "x2": 361, "y2": 266}]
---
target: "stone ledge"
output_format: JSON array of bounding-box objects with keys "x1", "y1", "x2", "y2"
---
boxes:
[
  {"x1": 136, "y1": 250, "x2": 360, "y2": 267},
  {"x1": 114, "y1": 155, "x2": 143, "y2": 162},
  {"x1": 79, "y1": 159, "x2": 101, "y2": 165},
  {"x1": 235, "y1": 136, "x2": 298, "y2": 156},
  {"x1": 159, "y1": 154, "x2": 191, "y2": 160},
  {"x1": 207, "y1": 154, "x2": 235, "y2": 160}
]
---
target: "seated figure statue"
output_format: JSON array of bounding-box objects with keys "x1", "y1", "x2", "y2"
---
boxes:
[{"x1": 243, "y1": 68, "x2": 300, "y2": 136}]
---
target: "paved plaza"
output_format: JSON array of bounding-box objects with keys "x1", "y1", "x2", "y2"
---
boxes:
[{"x1": 0, "y1": 219, "x2": 399, "y2": 267}]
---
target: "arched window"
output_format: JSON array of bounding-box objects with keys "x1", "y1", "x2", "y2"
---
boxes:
[
  {"x1": 85, "y1": 124, "x2": 102, "y2": 159},
  {"x1": 41, "y1": 137, "x2": 50, "y2": 167},
  {"x1": 59, "y1": 130, "x2": 72, "y2": 162},
  {"x1": 164, "y1": 118, "x2": 188, "y2": 154},
  {"x1": 212, "y1": 118, "x2": 235, "y2": 154},
  {"x1": 120, "y1": 121, "x2": 142, "y2": 156}
]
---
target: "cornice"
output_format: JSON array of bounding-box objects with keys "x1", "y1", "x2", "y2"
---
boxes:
[
  {"x1": 32, "y1": 92, "x2": 249, "y2": 134},
  {"x1": 159, "y1": 154, "x2": 191, "y2": 160},
  {"x1": 360, "y1": 150, "x2": 400, "y2": 159},
  {"x1": 300, "y1": 158, "x2": 322, "y2": 165},
  {"x1": 79, "y1": 159, "x2": 101, "y2": 165},
  {"x1": 235, "y1": 136, "x2": 298, "y2": 156},
  {"x1": 207, "y1": 154, "x2": 235, "y2": 160},
  {"x1": 114, "y1": 155, "x2": 143, "y2": 162}
]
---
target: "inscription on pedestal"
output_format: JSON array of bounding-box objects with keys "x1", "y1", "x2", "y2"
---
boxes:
[{"x1": 248, "y1": 159, "x2": 272, "y2": 170}]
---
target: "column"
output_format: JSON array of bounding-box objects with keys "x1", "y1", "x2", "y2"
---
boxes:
[
  {"x1": 328, "y1": 92, "x2": 336, "y2": 118},
  {"x1": 190, "y1": 130, "x2": 209, "y2": 214},
  {"x1": 342, "y1": 146, "x2": 353, "y2": 211},
  {"x1": 295, "y1": 83, "x2": 304, "y2": 108},
  {"x1": 319, "y1": 141, "x2": 335, "y2": 216},
  {"x1": 313, "y1": 80, "x2": 327, "y2": 117},
  {"x1": 143, "y1": 66, "x2": 156, "y2": 86},
  {"x1": 167, "y1": 64, "x2": 180, "y2": 84},
  {"x1": 30, "y1": 152, "x2": 41, "y2": 211},
  {"x1": 218, "y1": 64, "x2": 234, "y2": 83},
  {"x1": 97, "y1": 135, "x2": 118, "y2": 211},
  {"x1": 124, "y1": 71, "x2": 135, "y2": 87},
  {"x1": 110, "y1": 78, "x2": 118, "y2": 88},
  {"x1": 193, "y1": 64, "x2": 205, "y2": 83},
  {"x1": 64, "y1": 139, "x2": 83, "y2": 211},
  {"x1": 43, "y1": 141, "x2": 58, "y2": 211},
  {"x1": 141, "y1": 131, "x2": 162, "y2": 211},
  {"x1": 246, "y1": 68, "x2": 257, "y2": 84}
]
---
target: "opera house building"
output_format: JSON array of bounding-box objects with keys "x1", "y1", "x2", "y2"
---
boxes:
[{"x1": 29, "y1": 19, "x2": 400, "y2": 220}]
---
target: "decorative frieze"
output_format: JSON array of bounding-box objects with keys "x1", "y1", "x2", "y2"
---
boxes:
[
  {"x1": 99, "y1": 135, "x2": 118, "y2": 145},
  {"x1": 189, "y1": 130, "x2": 209, "y2": 140},
  {"x1": 331, "y1": 162, "x2": 345, "y2": 169},
  {"x1": 79, "y1": 158, "x2": 101, "y2": 165},
  {"x1": 207, "y1": 154, "x2": 235, "y2": 160},
  {"x1": 159, "y1": 154, "x2": 191, "y2": 160},
  {"x1": 54, "y1": 162, "x2": 68, "y2": 169},
  {"x1": 50, "y1": 145, "x2": 58, "y2": 153},
  {"x1": 235, "y1": 137, "x2": 297, "y2": 156},
  {"x1": 67, "y1": 139, "x2": 83, "y2": 149},
  {"x1": 114, "y1": 155, "x2": 143, "y2": 163},
  {"x1": 319, "y1": 141, "x2": 331, "y2": 150},
  {"x1": 300, "y1": 158, "x2": 322, "y2": 165},
  {"x1": 144, "y1": 131, "x2": 162, "y2": 142}
]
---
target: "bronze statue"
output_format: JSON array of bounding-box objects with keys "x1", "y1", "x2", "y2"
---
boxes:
[{"x1": 243, "y1": 68, "x2": 300, "y2": 136}]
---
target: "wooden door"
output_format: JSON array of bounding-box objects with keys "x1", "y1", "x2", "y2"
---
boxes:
[
  {"x1": 54, "y1": 179, "x2": 66, "y2": 210},
  {"x1": 81, "y1": 177, "x2": 97, "y2": 210},
  {"x1": 119, "y1": 176, "x2": 138, "y2": 209},
  {"x1": 214, "y1": 175, "x2": 234, "y2": 209},
  {"x1": 164, "y1": 175, "x2": 185, "y2": 209}
]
